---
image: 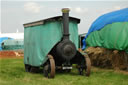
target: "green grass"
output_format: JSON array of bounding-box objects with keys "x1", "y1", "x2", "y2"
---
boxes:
[{"x1": 0, "y1": 58, "x2": 128, "y2": 85}]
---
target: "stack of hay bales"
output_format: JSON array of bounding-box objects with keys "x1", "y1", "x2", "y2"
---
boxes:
[
  {"x1": 82, "y1": 8, "x2": 128, "y2": 70},
  {"x1": 84, "y1": 47, "x2": 128, "y2": 70}
]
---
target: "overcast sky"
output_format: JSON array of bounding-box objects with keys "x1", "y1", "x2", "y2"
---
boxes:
[{"x1": 1, "y1": 0, "x2": 128, "y2": 34}]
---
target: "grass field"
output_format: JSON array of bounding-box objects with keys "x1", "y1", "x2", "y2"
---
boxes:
[{"x1": 0, "y1": 58, "x2": 128, "y2": 85}]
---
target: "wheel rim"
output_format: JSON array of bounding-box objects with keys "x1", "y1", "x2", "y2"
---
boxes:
[
  {"x1": 43, "y1": 55, "x2": 55, "y2": 78},
  {"x1": 48, "y1": 55, "x2": 55, "y2": 78},
  {"x1": 84, "y1": 54, "x2": 91, "y2": 76}
]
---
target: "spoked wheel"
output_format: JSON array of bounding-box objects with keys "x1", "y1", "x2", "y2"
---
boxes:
[
  {"x1": 78, "y1": 53, "x2": 91, "y2": 77},
  {"x1": 84, "y1": 53, "x2": 91, "y2": 76},
  {"x1": 43, "y1": 55, "x2": 55, "y2": 78}
]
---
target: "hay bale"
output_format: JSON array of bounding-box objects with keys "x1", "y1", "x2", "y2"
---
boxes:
[{"x1": 85, "y1": 47, "x2": 128, "y2": 70}]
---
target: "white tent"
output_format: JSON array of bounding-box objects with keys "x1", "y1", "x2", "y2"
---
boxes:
[{"x1": 0, "y1": 33, "x2": 24, "y2": 39}]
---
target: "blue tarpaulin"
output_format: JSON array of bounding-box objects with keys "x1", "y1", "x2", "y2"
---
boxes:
[{"x1": 82, "y1": 8, "x2": 128, "y2": 50}]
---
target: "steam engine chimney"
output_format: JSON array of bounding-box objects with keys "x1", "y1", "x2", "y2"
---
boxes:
[{"x1": 62, "y1": 8, "x2": 70, "y2": 40}]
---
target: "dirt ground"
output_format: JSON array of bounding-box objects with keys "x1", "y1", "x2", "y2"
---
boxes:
[
  {"x1": 0, "y1": 50, "x2": 24, "y2": 59},
  {"x1": 84, "y1": 47, "x2": 128, "y2": 71}
]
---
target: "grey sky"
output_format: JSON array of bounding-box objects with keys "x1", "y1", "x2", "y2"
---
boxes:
[{"x1": 1, "y1": 0, "x2": 128, "y2": 34}]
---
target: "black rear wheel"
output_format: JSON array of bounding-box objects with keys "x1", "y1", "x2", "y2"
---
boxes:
[{"x1": 25, "y1": 64, "x2": 31, "y2": 72}]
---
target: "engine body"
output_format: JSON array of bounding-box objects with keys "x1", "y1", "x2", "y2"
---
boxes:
[{"x1": 49, "y1": 8, "x2": 80, "y2": 67}]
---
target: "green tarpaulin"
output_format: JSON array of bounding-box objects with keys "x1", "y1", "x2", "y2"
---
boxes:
[
  {"x1": 86, "y1": 22, "x2": 128, "y2": 53},
  {"x1": 24, "y1": 17, "x2": 79, "y2": 66}
]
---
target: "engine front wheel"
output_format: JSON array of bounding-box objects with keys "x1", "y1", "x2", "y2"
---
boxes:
[
  {"x1": 84, "y1": 54, "x2": 91, "y2": 76},
  {"x1": 43, "y1": 55, "x2": 55, "y2": 78},
  {"x1": 78, "y1": 53, "x2": 91, "y2": 77}
]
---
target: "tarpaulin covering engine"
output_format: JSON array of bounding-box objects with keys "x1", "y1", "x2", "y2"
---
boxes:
[
  {"x1": 24, "y1": 18, "x2": 79, "y2": 66},
  {"x1": 82, "y1": 8, "x2": 128, "y2": 50},
  {"x1": 86, "y1": 22, "x2": 128, "y2": 53}
]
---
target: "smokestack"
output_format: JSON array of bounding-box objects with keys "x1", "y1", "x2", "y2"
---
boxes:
[{"x1": 61, "y1": 8, "x2": 70, "y2": 40}]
